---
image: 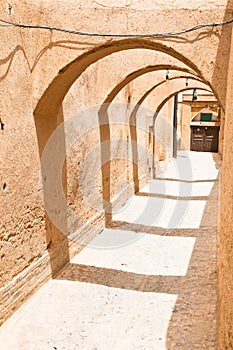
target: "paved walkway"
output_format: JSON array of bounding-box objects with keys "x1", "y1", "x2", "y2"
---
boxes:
[{"x1": 0, "y1": 151, "x2": 220, "y2": 349}]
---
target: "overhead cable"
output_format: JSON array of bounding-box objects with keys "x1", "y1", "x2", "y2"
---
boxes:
[{"x1": 0, "y1": 18, "x2": 232, "y2": 37}]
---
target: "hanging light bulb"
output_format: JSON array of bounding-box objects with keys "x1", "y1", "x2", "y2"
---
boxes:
[
  {"x1": 192, "y1": 88, "x2": 198, "y2": 101},
  {"x1": 166, "y1": 69, "x2": 169, "y2": 80},
  {"x1": 186, "y1": 78, "x2": 189, "y2": 87}
]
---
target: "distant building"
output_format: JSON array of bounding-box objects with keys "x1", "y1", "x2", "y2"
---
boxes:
[{"x1": 179, "y1": 90, "x2": 221, "y2": 153}]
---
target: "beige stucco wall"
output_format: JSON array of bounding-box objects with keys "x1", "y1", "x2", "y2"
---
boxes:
[
  {"x1": 218, "y1": 15, "x2": 233, "y2": 349},
  {"x1": 1, "y1": 1, "x2": 233, "y2": 346},
  {"x1": 181, "y1": 103, "x2": 192, "y2": 150}
]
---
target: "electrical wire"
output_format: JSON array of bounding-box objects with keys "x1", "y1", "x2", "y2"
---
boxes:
[{"x1": 0, "y1": 18, "x2": 232, "y2": 37}]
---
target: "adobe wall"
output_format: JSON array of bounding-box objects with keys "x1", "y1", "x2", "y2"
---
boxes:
[
  {"x1": 1, "y1": 1, "x2": 233, "y2": 339},
  {"x1": 218, "y1": 19, "x2": 233, "y2": 350}
]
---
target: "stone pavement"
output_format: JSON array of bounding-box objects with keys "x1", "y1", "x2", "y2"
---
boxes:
[{"x1": 0, "y1": 151, "x2": 220, "y2": 349}]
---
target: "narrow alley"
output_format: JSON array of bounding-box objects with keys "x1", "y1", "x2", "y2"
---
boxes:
[{"x1": 0, "y1": 151, "x2": 219, "y2": 349}]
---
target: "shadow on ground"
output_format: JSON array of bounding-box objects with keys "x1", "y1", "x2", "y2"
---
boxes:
[{"x1": 57, "y1": 155, "x2": 220, "y2": 349}]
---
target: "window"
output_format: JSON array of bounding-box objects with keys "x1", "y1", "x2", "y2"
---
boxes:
[{"x1": 200, "y1": 113, "x2": 212, "y2": 122}]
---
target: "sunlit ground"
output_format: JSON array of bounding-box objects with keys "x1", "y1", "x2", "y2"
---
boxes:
[{"x1": 0, "y1": 151, "x2": 219, "y2": 349}]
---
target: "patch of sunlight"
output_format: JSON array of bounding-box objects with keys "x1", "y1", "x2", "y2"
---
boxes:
[
  {"x1": 113, "y1": 195, "x2": 207, "y2": 229},
  {"x1": 0, "y1": 280, "x2": 177, "y2": 350},
  {"x1": 72, "y1": 229, "x2": 196, "y2": 276},
  {"x1": 142, "y1": 179, "x2": 214, "y2": 197},
  {"x1": 157, "y1": 151, "x2": 218, "y2": 182}
]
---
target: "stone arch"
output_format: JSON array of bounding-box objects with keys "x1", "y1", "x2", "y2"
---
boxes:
[
  {"x1": 128, "y1": 76, "x2": 207, "y2": 192},
  {"x1": 98, "y1": 67, "x2": 201, "y2": 221},
  {"x1": 150, "y1": 86, "x2": 213, "y2": 176},
  {"x1": 34, "y1": 38, "x2": 206, "y2": 120},
  {"x1": 101, "y1": 65, "x2": 199, "y2": 107},
  {"x1": 155, "y1": 88, "x2": 212, "y2": 117},
  {"x1": 33, "y1": 38, "x2": 217, "y2": 273},
  {"x1": 34, "y1": 39, "x2": 212, "y2": 162}
]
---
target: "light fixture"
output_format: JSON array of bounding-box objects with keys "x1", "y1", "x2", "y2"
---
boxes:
[
  {"x1": 192, "y1": 88, "x2": 198, "y2": 101},
  {"x1": 166, "y1": 69, "x2": 169, "y2": 80},
  {"x1": 0, "y1": 118, "x2": 4, "y2": 131}
]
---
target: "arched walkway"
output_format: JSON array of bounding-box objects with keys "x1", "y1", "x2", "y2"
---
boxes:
[
  {"x1": 128, "y1": 80, "x2": 212, "y2": 190},
  {"x1": 31, "y1": 41, "x2": 221, "y2": 350},
  {"x1": 0, "y1": 24, "x2": 223, "y2": 350},
  {"x1": 1, "y1": 0, "x2": 233, "y2": 346},
  {"x1": 0, "y1": 149, "x2": 220, "y2": 349},
  {"x1": 34, "y1": 39, "x2": 214, "y2": 275}
]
